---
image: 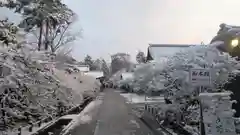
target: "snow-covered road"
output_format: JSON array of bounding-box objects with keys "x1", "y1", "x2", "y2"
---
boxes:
[{"x1": 64, "y1": 89, "x2": 157, "y2": 135}]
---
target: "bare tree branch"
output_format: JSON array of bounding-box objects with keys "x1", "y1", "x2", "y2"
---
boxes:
[
  {"x1": 51, "y1": 25, "x2": 62, "y2": 41},
  {"x1": 51, "y1": 23, "x2": 71, "y2": 52}
]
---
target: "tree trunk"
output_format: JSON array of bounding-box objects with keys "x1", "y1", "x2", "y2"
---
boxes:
[
  {"x1": 38, "y1": 20, "x2": 43, "y2": 51},
  {"x1": 50, "y1": 41, "x2": 55, "y2": 53},
  {"x1": 45, "y1": 19, "x2": 49, "y2": 50}
]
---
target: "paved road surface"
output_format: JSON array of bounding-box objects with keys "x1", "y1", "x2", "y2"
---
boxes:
[{"x1": 70, "y1": 88, "x2": 156, "y2": 135}]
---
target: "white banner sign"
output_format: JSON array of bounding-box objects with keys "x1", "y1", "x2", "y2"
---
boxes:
[{"x1": 189, "y1": 68, "x2": 211, "y2": 86}]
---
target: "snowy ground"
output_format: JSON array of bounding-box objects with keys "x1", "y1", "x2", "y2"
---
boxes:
[
  {"x1": 60, "y1": 93, "x2": 104, "y2": 135},
  {"x1": 53, "y1": 69, "x2": 101, "y2": 103},
  {"x1": 60, "y1": 89, "x2": 158, "y2": 135},
  {"x1": 119, "y1": 92, "x2": 165, "y2": 104}
]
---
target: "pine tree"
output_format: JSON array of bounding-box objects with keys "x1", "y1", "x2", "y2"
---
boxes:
[{"x1": 1, "y1": 0, "x2": 74, "y2": 51}]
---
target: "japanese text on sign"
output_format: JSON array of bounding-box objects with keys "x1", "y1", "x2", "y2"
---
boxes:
[{"x1": 189, "y1": 69, "x2": 211, "y2": 86}]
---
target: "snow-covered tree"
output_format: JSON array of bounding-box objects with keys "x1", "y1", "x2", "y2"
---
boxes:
[
  {"x1": 0, "y1": 44, "x2": 80, "y2": 131},
  {"x1": 22, "y1": 2, "x2": 75, "y2": 51},
  {"x1": 1, "y1": 0, "x2": 76, "y2": 51},
  {"x1": 101, "y1": 59, "x2": 110, "y2": 78},
  {"x1": 111, "y1": 53, "x2": 131, "y2": 74},
  {"x1": 131, "y1": 44, "x2": 240, "y2": 95},
  {"x1": 0, "y1": 18, "x2": 18, "y2": 46},
  {"x1": 55, "y1": 48, "x2": 77, "y2": 65},
  {"x1": 84, "y1": 55, "x2": 95, "y2": 70},
  {"x1": 136, "y1": 50, "x2": 146, "y2": 64},
  {"x1": 124, "y1": 44, "x2": 240, "y2": 134},
  {"x1": 93, "y1": 59, "x2": 102, "y2": 71},
  {"x1": 0, "y1": 0, "x2": 79, "y2": 130},
  {"x1": 25, "y1": 14, "x2": 81, "y2": 53}
]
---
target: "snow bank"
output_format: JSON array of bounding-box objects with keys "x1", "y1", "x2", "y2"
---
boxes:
[{"x1": 60, "y1": 99, "x2": 103, "y2": 135}]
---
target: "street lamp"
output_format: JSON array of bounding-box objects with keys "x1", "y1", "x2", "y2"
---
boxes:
[{"x1": 230, "y1": 38, "x2": 239, "y2": 47}]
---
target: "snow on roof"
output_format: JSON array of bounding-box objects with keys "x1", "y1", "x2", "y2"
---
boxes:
[
  {"x1": 76, "y1": 66, "x2": 89, "y2": 72},
  {"x1": 77, "y1": 65, "x2": 90, "y2": 67},
  {"x1": 84, "y1": 71, "x2": 103, "y2": 78},
  {"x1": 147, "y1": 44, "x2": 197, "y2": 61},
  {"x1": 199, "y1": 92, "x2": 232, "y2": 97},
  {"x1": 120, "y1": 93, "x2": 165, "y2": 104}
]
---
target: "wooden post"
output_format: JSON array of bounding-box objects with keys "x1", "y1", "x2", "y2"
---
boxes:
[
  {"x1": 29, "y1": 123, "x2": 33, "y2": 132},
  {"x1": 151, "y1": 107, "x2": 154, "y2": 115},
  {"x1": 38, "y1": 121, "x2": 41, "y2": 127},
  {"x1": 156, "y1": 115, "x2": 160, "y2": 123},
  {"x1": 199, "y1": 86, "x2": 206, "y2": 135},
  {"x1": 144, "y1": 104, "x2": 147, "y2": 110},
  {"x1": 1, "y1": 108, "x2": 6, "y2": 126},
  {"x1": 18, "y1": 127, "x2": 21, "y2": 135},
  {"x1": 155, "y1": 108, "x2": 157, "y2": 116}
]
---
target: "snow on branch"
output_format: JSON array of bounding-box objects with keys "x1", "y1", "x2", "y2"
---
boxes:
[{"x1": 129, "y1": 45, "x2": 240, "y2": 95}]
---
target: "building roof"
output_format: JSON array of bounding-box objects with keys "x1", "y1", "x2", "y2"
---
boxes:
[
  {"x1": 84, "y1": 71, "x2": 104, "y2": 78},
  {"x1": 146, "y1": 44, "x2": 196, "y2": 61},
  {"x1": 76, "y1": 66, "x2": 89, "y2": 72}
]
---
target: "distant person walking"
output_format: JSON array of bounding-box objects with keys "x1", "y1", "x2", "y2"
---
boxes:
[{"x1": 98, "y1": 76, "x2": 105, "y2": 91}]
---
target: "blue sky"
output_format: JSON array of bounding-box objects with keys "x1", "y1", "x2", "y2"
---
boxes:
[{"x1": 1, "y1": 0, "x2": 240, "y2": 62}]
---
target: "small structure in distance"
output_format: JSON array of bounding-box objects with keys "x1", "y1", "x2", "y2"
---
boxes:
[{"x1": 75, "y1": 65, "x2": 90, "y2": 72}]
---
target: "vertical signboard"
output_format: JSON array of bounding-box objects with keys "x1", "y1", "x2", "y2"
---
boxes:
[{"x1": 189, "y1": 68, "x2": 212, "y2": 135}]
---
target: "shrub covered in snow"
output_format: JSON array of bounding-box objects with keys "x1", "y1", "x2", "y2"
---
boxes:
[
  {"x1": 0, "y1": 44, "x2": 81, "y2": 130},
  {"x1": 124, "y1": 44, "x2": 240, "y2": 134},
  {"x1": 0, "y1": 0, "x2": 82, "y2": 131},
  {"x1": 130, "y1": 44, "x2": 240, "y2": 96}
]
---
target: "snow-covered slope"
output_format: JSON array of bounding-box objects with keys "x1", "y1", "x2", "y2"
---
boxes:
[
  {"x1": 0, "y1": 44, "x2": 99, "y2": 132},
  {"x1": 54, "y1": 69, "x2": 100, "y2": 100}
]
